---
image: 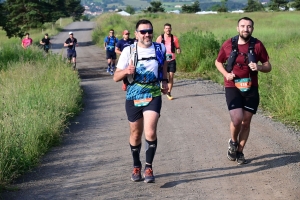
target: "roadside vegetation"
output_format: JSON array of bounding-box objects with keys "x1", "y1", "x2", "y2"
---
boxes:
[
  {"x1": 0, "y1": 18, "x2": 82, "y2": 190},
  {"x1": 92, "y1": 11, "x2": 300, "y2": 129}
]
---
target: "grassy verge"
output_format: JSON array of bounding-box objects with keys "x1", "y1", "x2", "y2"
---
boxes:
[
  {"x1": 0, "y1": 19, "x2": 82, "y2": 189},
  {"x1": 92, "y1": 12, "x2": 300, "y2": 129}
]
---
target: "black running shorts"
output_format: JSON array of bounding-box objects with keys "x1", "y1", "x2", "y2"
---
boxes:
[
  {"x1": 125, "y1": 96, "x2": 162, "y2": 122},
  {"x1": 67, "y1": 49, "x2": 76, "y2": 59},
  {"x1": 225, "y1": 87, "x2": 259, "y2": 114},
  {"x1": 106, "y1": 51, "x2": 117, "y2": 60},
  {"x1": 167, "y1": 60, "x2": 176, "y2": 73}
]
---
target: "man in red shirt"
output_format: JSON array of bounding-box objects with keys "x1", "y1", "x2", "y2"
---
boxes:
[
  {"x1": 156, "y1": 23, "x2": 181, "y2": 100},
  {"x1": 215, "y1": 17, "x2": 272, "y2": 165},
  {"x1": 21, "y1": 33, "x2": 33, "y2": 49}
]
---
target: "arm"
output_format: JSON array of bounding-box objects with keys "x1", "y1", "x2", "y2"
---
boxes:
[
  {"x1": 113, "y1": 47, "x2": 132, "y2": 82},
  {"x1": 160, "y1": 60, "x2": 169, "y2": 94},
  {"x1": 115, "y1": 47, "x2": 122, "y2": 55},
  {"x1": 21, "y1": 40, "x2": 25, "y2": 49},
  {"x1": 174, "y1": 36, "x2": 181, "y2": 54},
  {"x1": 249, "y1": 61, "x2": 272, "y2": 73},
  {"x1": 215, "y1": 59, "x2": 235, "y2": 81}
]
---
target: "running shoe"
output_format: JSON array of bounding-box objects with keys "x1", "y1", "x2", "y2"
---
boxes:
[
  {"x1": 166, "y1": 92, "x2": 173, "y2": 100},
  {"x1": 144, "y1": 168, "x2": 155, "y2": 183},
  {"x1": 131, "y1": 166, "x2": 142, "y2": 182},
  {"x1": 122, "y1": 83, "x2": 127, "y2": 91},
  {"x1": 236, "y1": 152, "x2": 247, "y2": 165},
  {"x1": 227, "y1": 139, "x2": 238, "y2": 161},
  {"x1": 106, "y1": 67, "x2": 110, "y2": 73},
  {"x1": 110, "y1": 70, "x2": 114, "y2": 76}
]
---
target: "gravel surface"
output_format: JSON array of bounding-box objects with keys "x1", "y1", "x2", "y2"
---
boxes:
[{"x1": 1, "y1": 21, "x2": 300, "y2": 200}]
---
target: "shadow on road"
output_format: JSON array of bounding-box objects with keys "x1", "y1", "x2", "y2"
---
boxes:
[{"x1": 159, "y1": 152, "x2": 300, "y2": 188}]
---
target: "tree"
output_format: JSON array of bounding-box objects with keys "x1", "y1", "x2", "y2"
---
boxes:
[
  {"x1": 2, "y1": 0, "x2": 46, "y2": 38},
  {"x1": 292, "y1": 0, "x2": 300, "y2": 10},
  {"x1": 125, "y1": 5, "x2": 135, "y2": 15},
  {"x1": 244, "y1": 0, "x2": 265, "y2": 12},
  {"x1": 65, "y1": 0, "x2": 85, "y2": 21},
  {"x1": 217, "y1": 0, "x2": 228, "y2": 12},
  {"x1": 269, "y1": 0, "x2": 289, "y2": 11},
  {"x1": 144, "y1": 1, "x2": 164, "y2": 13},
  {"x1": 182, "y1": 0, "x2": 201, "y2": 13}
]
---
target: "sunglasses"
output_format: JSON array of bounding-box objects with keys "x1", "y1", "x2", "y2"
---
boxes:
[
  {"x1": 125, "y1": 33, "x2": 130, "y2": 35},
  {"x1": 137, "y1": 29, "x2": 153, "y2": 35}
]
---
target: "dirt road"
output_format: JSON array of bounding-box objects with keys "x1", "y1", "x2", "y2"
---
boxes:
[{"x1": 1, "y1": 22, "x2": 300, "y2": 200}]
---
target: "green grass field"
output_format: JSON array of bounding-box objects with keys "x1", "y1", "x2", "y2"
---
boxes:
[{"x1": 93, "y1": 11, "x2": 300, "y2": 129}]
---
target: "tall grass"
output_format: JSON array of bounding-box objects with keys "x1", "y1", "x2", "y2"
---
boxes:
[
  {"x1": 0, "y1": 43, "x2": 82, "y2": 187},
  {"x1": 93, "y1": 12, "x2": 300, "y2": 127}
]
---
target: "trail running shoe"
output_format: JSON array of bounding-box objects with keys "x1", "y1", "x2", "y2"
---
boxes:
[
  {"x1": 227, "y1": 139, "x2": 238, "y2": 161},
  {"x1": 144, "y1": 168, "x2": 155, "y2": 183},
  {"x1": 110, "y1": 70, "x2": 114, "y2": 76},
  {"x1": 236, "y1": 152, "x2": 248, "y2": 165},
  {"x1": 106, "y1": 67, "x2": 110, "y2": 73},
  {"x1": 167, "y1": 92, "x2": 173, "y2": 100},
  {"x1": 131, "y1": 166, "x2": 142, "y2": 182}
]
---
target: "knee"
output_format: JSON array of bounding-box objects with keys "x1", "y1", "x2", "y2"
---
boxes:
[
  {"x1": 130, "y1": 131, "x2": 142, "y2": 141},
  {"x1": 232, "y1": 118, "x2": 243, "y2": 127}
]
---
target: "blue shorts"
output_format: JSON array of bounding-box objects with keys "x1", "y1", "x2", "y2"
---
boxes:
[
  {"x1": 67, "y1": 49, "x2": 76, "y2": 59},
  {"x1": 125, "y1": 96, "x2": 162, "y2": 122}
]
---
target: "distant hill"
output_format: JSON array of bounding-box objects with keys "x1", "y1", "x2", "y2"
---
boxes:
[{"x1": 82, "y1": 0, "x2": 254, "y2": 12}]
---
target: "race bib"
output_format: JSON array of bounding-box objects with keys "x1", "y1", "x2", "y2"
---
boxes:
[
  {"x1": 133, "y1": 97, "x2": 152, "y2": 107},
  {"x1": 166, "y1": 54, "x2": 172, "y2": 61},
  {"x1": 234, "y1": 78, "x2": 252, "y2": 92}
]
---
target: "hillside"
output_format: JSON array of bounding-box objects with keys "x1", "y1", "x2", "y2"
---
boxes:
[{"x1": 82, "y1": 0, "x2": 252, "y2": 12}]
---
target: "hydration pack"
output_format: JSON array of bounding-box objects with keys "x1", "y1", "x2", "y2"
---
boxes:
[
  {"x1": 161, "y1": 34, "x2": 175, "y2": 53},
  {"x1": 225, "y1": 35, "x2": 257, "y2": 73},
  {"x1": 127, "y1": 42, "x2": 165, "y2": 84}
]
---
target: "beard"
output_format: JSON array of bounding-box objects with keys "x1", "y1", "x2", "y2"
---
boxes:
[
  {"x1": 239, "y1": 32, "x2": 252, "y2": 42},
  {"x1": 140, "y1": 36, "x2": 153, "y2": 47}
]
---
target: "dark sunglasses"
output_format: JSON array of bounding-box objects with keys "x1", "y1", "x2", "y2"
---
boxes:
[
  {"x1": 137, "y1": 29, "x2": 153, "y2": 35},
  {"x1": 125, "y1": 33, "x2": 130, "y2": 35}
]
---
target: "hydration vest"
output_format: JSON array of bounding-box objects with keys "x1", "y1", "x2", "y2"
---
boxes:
[
  {"x1": 127, "y1": 42, "x2": 165, "y2": 84},
  {"x1": 225, "y1": 35, "x2": 257, "y2": 73},
  {"x1": 161, "y1": 34, "x2": 175, "y2": 53}
]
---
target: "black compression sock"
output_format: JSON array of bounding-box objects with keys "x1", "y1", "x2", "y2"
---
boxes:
[
  {"x1": 145, "y1": 139, "x2": 157, "y2": 165},
  {"x1": 130, "y1": 143, "x2": 142, "y2": 167}
]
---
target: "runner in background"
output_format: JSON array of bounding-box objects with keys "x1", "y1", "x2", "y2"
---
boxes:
[
  {"x1": 115, "y1": 30, "x2": 135, "y2": 91},
  {"x1": 64, "y1": 32, "x2": 78, "y2": 70},
  {"x1": 104, "y1": 29, "x2": 118, "y2": 75},
  {"x1": 21, "y1": 33, "x2": 33, "y2": 49},
  {"x1": 40, "y1": 33, "x2": 51, "y2": 53}
]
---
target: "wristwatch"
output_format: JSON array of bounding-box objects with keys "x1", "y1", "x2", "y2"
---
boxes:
[{"x1": 162, "y1": 79, "x2": 169, "y2": 83}]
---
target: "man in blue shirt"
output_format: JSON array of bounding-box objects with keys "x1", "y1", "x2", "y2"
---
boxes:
[
  {"x1": 104, "y1": 29, "x2": 119, "y2": 75},
  {"x1": 115, "y1": 30, "x2": 136, "y2": 90}
]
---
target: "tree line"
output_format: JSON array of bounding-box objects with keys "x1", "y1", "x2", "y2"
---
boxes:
[
  {"x1": 143, "y1": 0, "x2": 300, "y2": 14},
  {"x1": 0, "y1": 0, "x2": 85, "y2": 38}
]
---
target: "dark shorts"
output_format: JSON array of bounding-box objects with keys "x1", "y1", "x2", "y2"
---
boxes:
[
  {"x1": 167, "y1": 60, "x2": 176, "y2": 73},
  {"x1": 225, "y1": 87, "x2": 259, "y2": 114},
  {"x1": 106, "y1": 51, "x2": 117, "y2": 60},
  {"x1": 125, "y1": 96, "x2": 162, "y2": 122},
  {"x1": 67, "y1": 49, "x2": 76, "y2": 59}
]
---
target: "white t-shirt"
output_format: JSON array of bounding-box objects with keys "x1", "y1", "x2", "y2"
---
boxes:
[{"x1": 117, "y1": 42, "x2": 166, "y2": 100}]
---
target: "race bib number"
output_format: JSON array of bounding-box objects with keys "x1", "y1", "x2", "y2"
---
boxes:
[
  {"x1": 234, "y1": 78, "x2": 252, "y2": 92},
  {"x1": 133, "y1": 97, "x2": 152, "y2": 107},
  {"x1": 166, "y1": 54, "x2": 172, "y2": 61}
]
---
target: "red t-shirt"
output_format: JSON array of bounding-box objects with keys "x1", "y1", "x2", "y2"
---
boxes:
[{"x1": 217, "y1": 37, "x2": 269, "y2": 87}]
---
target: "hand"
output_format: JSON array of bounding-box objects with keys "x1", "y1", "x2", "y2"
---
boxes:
[
  {"x1": 126, "y1": 59, "x2": 135, "y2": 75},
  {"x1": 160, "y1": 81, "x2": 169, "y2": 94},
  {"x1": 226, "y1": 72, "x2": 235, "y2": 81},
  {"x1": 70, "y1": 43, "x2": 73, "y2": 46},
  {"x1": 248, "y1": 61, "x2": 258, "y2": 71}
]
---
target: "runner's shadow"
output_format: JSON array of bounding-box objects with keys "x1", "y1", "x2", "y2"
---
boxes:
[{"x1": 159, "y1": 152, "x2": 300, "y2": 188}]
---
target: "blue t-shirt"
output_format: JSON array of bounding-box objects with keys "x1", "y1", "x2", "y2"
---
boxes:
[
  {"x1": 116, "y1": 38, "x2": 135, "y2": 52},
  {"x1": 104, "y1": 36, "x2": 118, "y2": 51}
]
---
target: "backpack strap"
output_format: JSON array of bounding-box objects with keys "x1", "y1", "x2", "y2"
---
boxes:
[
  {"x1": 170, "y1": 34, "x2": 175, "y2": 53},
  {"x1": 161, "y1": 34, "x2": 165, "y2": 44},
  {"x1": 231, "y1": 35, "x2": 239, "y2": 53}
]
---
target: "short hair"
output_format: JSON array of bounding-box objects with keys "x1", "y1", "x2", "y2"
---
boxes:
[
  {"x1": 110, "y1": 29, "x2": 114, "y2": 32},
  {"x1": 238, "y1": 17, "x2": 254, "y2": 27},
  {"x1": 164, "y1": 23, "x2": 172, "y2": 28},
  {"x1": 25, "y1": 33, "x2": 30, "y2": 36},
  {"x1": 136, "y1": 19, "x2": 153, "y2": 30}
]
